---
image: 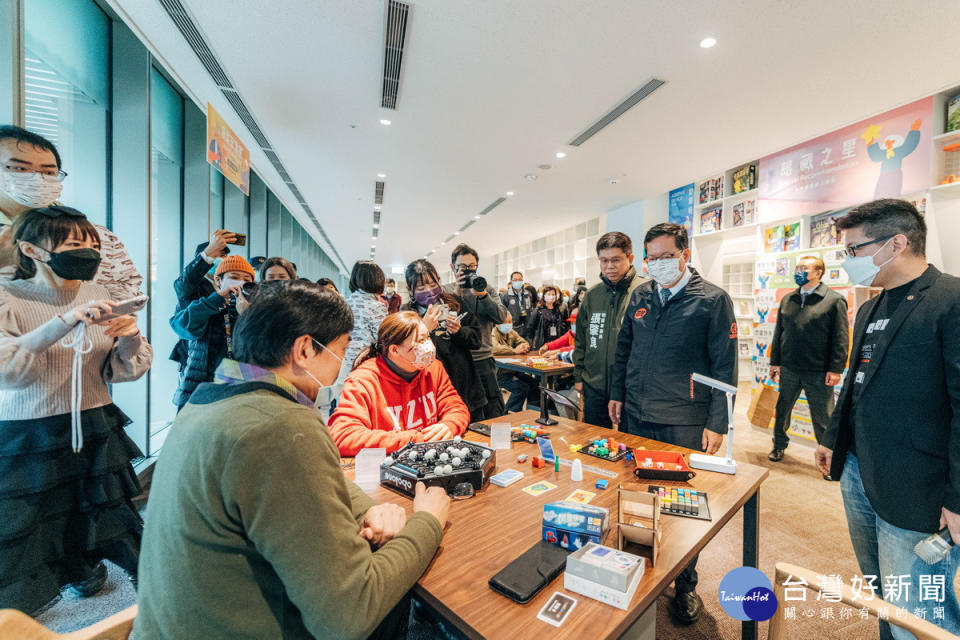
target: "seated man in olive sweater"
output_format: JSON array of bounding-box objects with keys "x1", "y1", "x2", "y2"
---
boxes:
[{"x1": 135, "y1": 281, "x2": 450, "y2": 640}]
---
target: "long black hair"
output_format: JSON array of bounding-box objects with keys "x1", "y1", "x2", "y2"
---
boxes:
[{"x1": 11, "y1": 207, "x2": 100, "y2": 280}]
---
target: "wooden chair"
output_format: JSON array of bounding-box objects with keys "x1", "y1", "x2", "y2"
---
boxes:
[
  {"x1": 0, "y1": 605, "x2": 136, "y2": 640},
  {"x1": 770, "y1": 563, "x2": 957, "y2": 640}
]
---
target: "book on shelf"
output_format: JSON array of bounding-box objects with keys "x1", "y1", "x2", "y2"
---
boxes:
[
  {"x1": 809, "y1": 211, "x2": 843, "y2": 248},
  {"x1": 732, "y1": 199, "x2": 756, "y2": 227},
  {"x1": 731, "y1": 162, "x2": 757, "y2": 194},
  {"x1": 698, "y1": 176, "x2": 724, "y2": 204},
  {"x1": 948, "y1": 93, "x2": 960, "y2": 133},
  {"x1": 700, "y1": 206, "x2": 722, "y2": 233},
  {"x1": 764, "y1": 221, "x2": 801, "y2": 253}
]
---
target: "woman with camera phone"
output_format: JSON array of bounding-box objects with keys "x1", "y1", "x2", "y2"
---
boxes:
[
  {"x1": 0, "y1": 207, "x2": 152, "y2": 614},
  {"x1": 402, "y1": 259, "x2": 486, "y2": 418}
]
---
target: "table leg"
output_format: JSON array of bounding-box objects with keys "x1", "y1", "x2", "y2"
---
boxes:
[{"x1": 742, "y1": 489, "x2": 759, "y2": 640}]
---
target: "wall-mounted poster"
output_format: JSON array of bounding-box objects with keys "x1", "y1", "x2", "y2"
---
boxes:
[
  {"x1": 207, "y1": 103, "x2": 251, "y2": 195},
  {"x1": 758, "y1": 97, "x2": 933, "y2": 217},
  {"x1": 669, "y1": 183, "x2": 695, "y2": 232}
]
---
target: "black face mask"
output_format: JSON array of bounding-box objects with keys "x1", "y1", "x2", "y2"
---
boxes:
[{"x1": 43, "y1": 248, "x2": 102, "y2": 281}]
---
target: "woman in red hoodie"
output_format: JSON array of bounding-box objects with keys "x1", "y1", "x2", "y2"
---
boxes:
[{"x1": 329, "y1": 311, "x2": 469, "y2": 456}]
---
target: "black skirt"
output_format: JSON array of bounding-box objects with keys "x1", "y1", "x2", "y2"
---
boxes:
[{"x1": 0, "y1": 404, "x2": 144, "y2": 613}]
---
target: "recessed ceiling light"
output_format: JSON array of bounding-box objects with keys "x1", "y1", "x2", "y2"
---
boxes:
[
  {"x1": 555, "y1": 151, "x2": 567, "y2": 159},
  {"x1": 525, "y1": 174, "x2": 538, "y2": 182},
  {"x1": 374, "y1": 204, "x2": 381, "y2": 211},
  {"x1": 373, "y1": 223, "x2": 379, "y2": 229},
  {"x1": 454, "y1": 231, "x2": 460, "y2": 235},
  {"x1": 700, "y1": 37, "x2": 717, "y2": 48},
  {"x1": 537, "y1": 164, "x2": 552, "y2": 170},
  {"x1": 506, "y1": 191, "x2": 515, "y2": 196},
  {"x1": 379, "y1": 119, "x2": 392, "y2": 125},
  {"x1": 372, "y1": 236, "x2": 377, "y2": 240},
  {"x1": 474, "y1": 215, "x2": 481, "y2": 219},
  {"x1": 440, "y1": 241, "x2": 446, "y2": 246},
  {"x1": 377, "y1": 173, "x2": 386, "y2": 178}
]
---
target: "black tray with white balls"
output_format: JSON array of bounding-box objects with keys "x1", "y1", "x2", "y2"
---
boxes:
[{"x1": 379, "y1": 437, "x2": 497, "y2": 497}]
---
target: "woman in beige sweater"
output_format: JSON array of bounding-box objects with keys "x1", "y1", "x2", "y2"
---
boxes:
[{"x1": 0, "y1": 207, "x2": 152, "y2": 615}]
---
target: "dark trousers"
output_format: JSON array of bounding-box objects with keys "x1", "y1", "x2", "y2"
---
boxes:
[
  {"x1": 624, "y1": 416, "x2": 703, "y2": 595},
  {"x1": 772, "y1": 367, "x2": 835, "y2": 449},
  {"x1": 472, "y1": 357, "x2": 505, "y2": 421},
  {"x1": 498, "y1": 372, "x2": 537, "y2": 413},
  {"x1": 582, "y1": 382, "x2": 612, "y2": 429}
]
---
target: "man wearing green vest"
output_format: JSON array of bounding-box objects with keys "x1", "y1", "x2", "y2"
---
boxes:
[{"x1": 572, "y1": 231, "x2": 644, "y2": 428}]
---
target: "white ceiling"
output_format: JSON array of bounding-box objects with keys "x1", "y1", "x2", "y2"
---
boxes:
[{"x1": 117, "y1": 0, "x2": 960, "y2": 272}]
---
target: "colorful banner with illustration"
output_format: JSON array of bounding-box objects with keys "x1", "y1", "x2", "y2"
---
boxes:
[
  {"x1": 207, "y1": 103, "x2": 251, "y2": 195},
  {"x1": 668, "y1": 183, "x2": 695, "y2": 232},
  {"x1": 758, "y1": 96, "x2": 933, "y2": 218}
]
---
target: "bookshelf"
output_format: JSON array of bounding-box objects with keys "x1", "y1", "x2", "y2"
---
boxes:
[{"x1": 489, "y1": 216, "x2": 604, "y2": 292}]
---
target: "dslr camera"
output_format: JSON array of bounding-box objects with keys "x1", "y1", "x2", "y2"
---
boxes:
[{"x1": 458, "y1": 268, "x2": 487, "y2": 293}]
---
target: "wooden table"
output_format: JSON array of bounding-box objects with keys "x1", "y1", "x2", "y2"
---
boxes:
[
  {"x1": 493, "y1": 355, "x2": 574, "y2": 391},
  {"x1": 357, "y1": 411, "x2": 768, "y2": 639}
]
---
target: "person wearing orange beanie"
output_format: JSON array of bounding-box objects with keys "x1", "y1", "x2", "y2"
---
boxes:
[
  {"x1": 170, "y1": 254, "x2": 255, "y2": 409},
  {"x1": 329, "y1": 311, "x2": 469, "y2": 455}
]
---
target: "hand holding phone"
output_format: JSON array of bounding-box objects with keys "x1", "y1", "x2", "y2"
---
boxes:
[{"x1": 94, "y1": 295, "x2": 148, "y2": 323}]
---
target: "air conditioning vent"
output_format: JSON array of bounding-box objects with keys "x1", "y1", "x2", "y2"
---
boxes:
[
  {"x1": 374, "y1": 181, "x2": 385, "y2": 205},
  {"x1": 568, "y1": 78, "x2": 666, "y2": 147},
  {"x1": 381, "y1": 0, "x2": 411, "y2": 109},
  {"x1": 158, "y1": 0, "x2": 232, "y2": 89},
  {"x1": 221, "y1": 89, "x2": 269, "y2": 148},
  {"x1": 477, "y1": 197, "x2": 506, "y2": 216}
]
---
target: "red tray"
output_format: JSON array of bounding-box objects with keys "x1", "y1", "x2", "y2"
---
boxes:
[{"x1": 632, "y1": 449, "x2": 696, "y2": 482}]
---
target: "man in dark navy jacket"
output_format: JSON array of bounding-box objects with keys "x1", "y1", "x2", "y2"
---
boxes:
[
  {"x1": 609, "y1": 222, "x2": 737, "y2": 624},
  {"x1": 768, "y1": 255, "x2": 849, "y2": 463},
  {"x1": 816, "y1": 199, "x2": 960, "y2": 640}
]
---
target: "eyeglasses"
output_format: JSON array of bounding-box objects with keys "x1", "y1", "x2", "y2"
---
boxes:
[
  {"x1": 645, "y1": 252, "x2": 681, "y2": 263},
  {"x1": 2, "y1": 164, "x2": 68, "y2": 182},
  {"x1": 844, "y1": 236, "x2": 893, "y2": 258}
]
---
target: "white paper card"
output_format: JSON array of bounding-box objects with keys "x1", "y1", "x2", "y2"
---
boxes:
[
  {"x1": 355, "y1": 448, "x2": 386, "y2": 491},
  {"x1": 490, "y1": 423, "x2": 512, "y2": 450}
]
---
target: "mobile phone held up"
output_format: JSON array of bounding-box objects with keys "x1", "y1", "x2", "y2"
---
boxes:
[
  {"x1": 227, "y1": 232, "x2": 247, "y2": 246},
  {"x1": 95, "y1": 295, "x2": 149, "y2": 323}
]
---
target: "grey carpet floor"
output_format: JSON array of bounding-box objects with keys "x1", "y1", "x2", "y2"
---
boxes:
[{"x1": 34, "y1": 386, "x2": 945, "y2": 639}]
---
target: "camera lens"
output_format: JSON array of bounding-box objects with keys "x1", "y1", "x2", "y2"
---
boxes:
[
  {"x1": 472, "y1": 275, "x2": 487, "y2": 292},
  {"x1": 241, "y1": 282, "x2": 259, "y2": 297}
]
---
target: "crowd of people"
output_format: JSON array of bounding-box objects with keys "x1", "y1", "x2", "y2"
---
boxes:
[{"x1": 1, "y1": 122, "x2": 958, "y2": 639}]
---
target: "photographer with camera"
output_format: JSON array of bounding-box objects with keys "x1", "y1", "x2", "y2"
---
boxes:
[
  {"x1": 443, "y1": 243, "x2": 507, "y2": 419},
  {"x1": 170, "y1": 255, "x2": 256, "y2": 411}
]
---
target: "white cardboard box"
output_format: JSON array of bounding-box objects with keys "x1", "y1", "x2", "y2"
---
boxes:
[
  {"x1": 563, "y1": 569, "x2": 644, "y2": 610},
  {"x1": 563, "y1": 544, "x2": 645, "y2": 610}
]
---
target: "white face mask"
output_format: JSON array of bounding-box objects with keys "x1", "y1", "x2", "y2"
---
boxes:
[
  {"x1": 842, "y1": 237, "x2": 895, "y2": 286},
  {"x1": 402, "y1": 339, "x2": 436, "y2": 370},
  {"x1": 306, "y1": 338, "x2": 344, "y2": 408},
  {"x1": 219, "y1": 277, "x2": 245, "y2": 293},
  {"x1": 544, "y1": 294, "x2": 557, "y2": 304},
  {"x1": 1, "y1": 171, "x2": 63, "y2": 208},
  {"x1": 646, "y1": 258, "x2": 683, "y2": 287},
  {"x1": 511, "y1": 281, "x2": 523, "y2": 290},
  {"x1": 385, "y1": 286, "x2": 395, "y2": 295},
  {"x1": 498, "y1": 323, "x2": 513, "y2": 334}
]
